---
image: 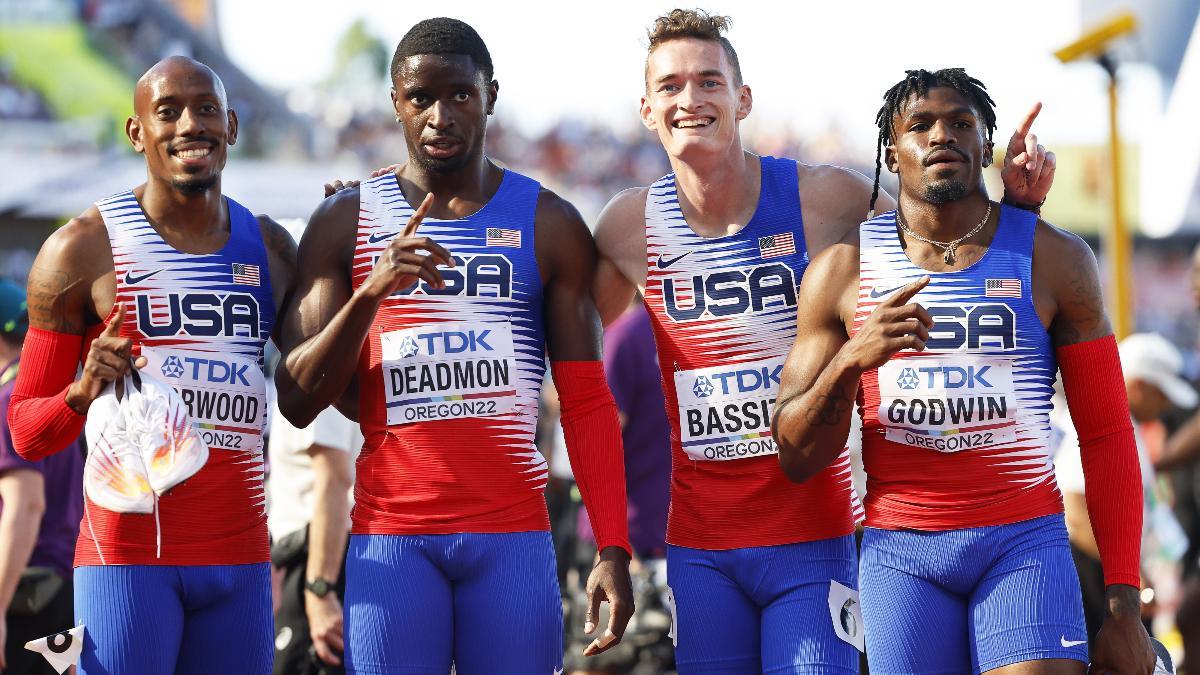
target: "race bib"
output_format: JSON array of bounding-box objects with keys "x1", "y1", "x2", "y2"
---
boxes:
[
  {"x1": 380, "y1": 321, "x2": 517, "y2": 425},
  {"x1": 141, "y1": 347, "x2": 266, "y2": 453},
  {"x1": 877, "y1": 356, "x2": 1017, "y2": 453},
  {"x1": 673, "y1": 356, "x2": 783, "y2": 461}
]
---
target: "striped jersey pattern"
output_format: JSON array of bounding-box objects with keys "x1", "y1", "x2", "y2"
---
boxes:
[
  {"x1": 854, "y1": 205, "x2": 1063, "y2": 530},
  {"x1": 642, "y1": 156, "x2": 859, "y2": 550},
  {"x1": 351, "y1": 171, "x2": 550, "y2": 535},
  {"x1": 85, "y1": 191, "x2": 276, "y2": 566}
]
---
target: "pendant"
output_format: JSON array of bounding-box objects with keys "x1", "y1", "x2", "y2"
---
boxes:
[{"x1": 943, "y1": 246, "x2": 957, "y2": 265}]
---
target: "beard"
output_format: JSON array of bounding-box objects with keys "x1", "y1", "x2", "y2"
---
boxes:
[
  {"x1": 922, "y1": 178, "x2": 969, "y2": 204},
  {"x1": 411, "y1": 151, "x2": 470, "y2": 175},
  {"x1": 172, "y1": 175, "x2": 218, "y2": 195}
]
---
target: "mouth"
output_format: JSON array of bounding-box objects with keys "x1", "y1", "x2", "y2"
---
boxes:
[
  {"x1": 924, "y1": 149, "x2": 966, "y2": 167},
  {"x1": 170, "y1": 142, "x2": 216, "y2": 166},
  {"x1": 672, "y1": 116, "x2": 714, "y2": 130},
  {"x1": 422, "y1": 136, "x2": 463, "y2": 159}
]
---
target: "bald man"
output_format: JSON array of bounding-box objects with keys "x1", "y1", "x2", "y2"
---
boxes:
[{"x1": 7, "y1": 56, "x2": 296, "y2": 673}]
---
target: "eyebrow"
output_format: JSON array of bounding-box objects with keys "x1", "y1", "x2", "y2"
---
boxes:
[
  {"x1": 906, "y1": 105, "x2": 977, "y2": 119},
  {"x1": 653, "y1": 69, "x2": 726, "y2": 86}
]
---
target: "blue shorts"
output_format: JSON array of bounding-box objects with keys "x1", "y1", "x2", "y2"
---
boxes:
[
  {"x1": 74, "y1": 563, "x2": 272, "y2": 675},
  {"x1": 859, "y1": 513, "x2": 1089, "y2": 674},
  {"x1": 344, "y1": 531, "x2": 562, "y2": 675},
  {"x1": 666, "y1": 535, "x2": 860, "y2": 674}
]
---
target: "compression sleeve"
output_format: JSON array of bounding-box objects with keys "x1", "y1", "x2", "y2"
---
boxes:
[
  {"x1": 1057, "y1": 334, "x2": 1143, "y2": 588},
  {"x1": 551, "y1": 360, "x2": 632, "y2": 557},
  {"x1": 8, "y1": 328, "x2": 87, "y2": 461}
]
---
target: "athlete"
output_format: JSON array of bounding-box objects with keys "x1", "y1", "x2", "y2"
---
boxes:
[
  {"x1": 275, "y1": 19, "x2": 633, "y2": 674},
  {"x1": 772, "y1": 68, "x2": 1154, "y2": 674},
  {"x1": 6, "y1": 56, "x2": 295, "y2": 673},
  {"x1": 591, "y1": 11, "x2": 1055, "y2": 673}
]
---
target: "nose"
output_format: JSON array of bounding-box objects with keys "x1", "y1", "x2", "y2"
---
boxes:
[
  {"x1": 677, "y1": 81, "x2": 701, "y2": 111},
  {"x1": 928, "y1": 119, "x2": 955, "y2": 146},
  {"x1": 427, "y1": 100, "x2": 453, "y2": 130},
  {"x1": 176, "y1": 106, "x2": 204, "y2": 136}
]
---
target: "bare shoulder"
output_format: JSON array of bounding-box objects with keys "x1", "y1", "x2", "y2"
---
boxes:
[
  {"x1": 1033, "y1": 218, "x2": 1109, "y2": 346},
  {"x1": 297, "y1": 186, "x2": 361, "y2": 261},
  {"x1": 535, "y1": 187, "x2": 589, "y2": 233},
  {"x1": 534, "y1": 188, "x2": 594, "y2": 276},
  {"x1": 26, "y1": 205, "x2": 112, "y2": 333},
  {"x1": 255, "y1": 214, "x2": 298, "y2": 266},
  {"x1": 1033, "y1": 218, "x2": 1095, "y2": 264},
  {"x1": 796, "y1": 162, "x2": 878, "y2": 258},
  {"x1": 594, "y1": 187, "x2": 648, "y2": 250},
  {"x1": 800, "y1": 223, "x2": 862, "y2": 327}
]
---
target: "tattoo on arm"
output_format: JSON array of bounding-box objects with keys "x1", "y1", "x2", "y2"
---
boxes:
[
  {"x1": 802, "y1": 383, "x2": 854, "y2": 427},
  {"x1": 26, "y1": 265, "x2": 83, "y2": 334},
  {"x1": 1051, "y1": 258, "x2": 1108, "y2": 347}
]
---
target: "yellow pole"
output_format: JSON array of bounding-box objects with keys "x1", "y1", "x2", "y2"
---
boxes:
[{"x1": 1104, "y1": 58, "x2": 1133, "y2": 339}]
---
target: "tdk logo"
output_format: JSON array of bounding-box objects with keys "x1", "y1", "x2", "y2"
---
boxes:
[
  {"x1": 178, "y1": 356, "x2": 252, "y2": 386},
  {"x1": 397, "y1": 336, "x2": 419, "y2": 358},
  {"x1": 136, "y1": 293, "x2": 260, "y2": 339},
  {"x1": 414, "y1": 329, "x2": 494, "y2": 356},
  {"x1": 913, "y1": 365, "x2": 993, "y2": 389},
  {"x1": 926, "y1": 304, "x2": 1016, "y2": 351},
  {"x1": 896, "y1": 368, "x2": 919, "y2": 390},
  {"x1": 695, "y1": 364, "x2": 782, "y2": 398},
  {"x1": 391, "y1": 254, "x2": 512, "y2": 298},
  {"x1": 663, "y1": 263, "x2": 796, "y2": 322},
  {"x1": 160, "y1": 355, "x2": 185, "y2": 378}
]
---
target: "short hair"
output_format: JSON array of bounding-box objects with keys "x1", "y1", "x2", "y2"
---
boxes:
[
  {"x1": 646, "y1": 9, "x2": 742, "y2": 88},
  {"x1": 391, "y1": 18, "x2": 494, "y2": 83},
  {"x1": 869, "y1": 68, "x2": 997, "y2": 215}
]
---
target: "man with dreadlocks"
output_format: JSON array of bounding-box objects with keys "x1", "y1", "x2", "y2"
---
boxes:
[
  {"x1": 773, "y1": 68, "x2": 1154, "y2": 674},
  {"x1": 592, "y1": 9, "x2": 1055, "y2": 672}
]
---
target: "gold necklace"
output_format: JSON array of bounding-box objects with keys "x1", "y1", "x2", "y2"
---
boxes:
[{"x1": 896, "y1": 202, "x2": 992, "y2": 265}]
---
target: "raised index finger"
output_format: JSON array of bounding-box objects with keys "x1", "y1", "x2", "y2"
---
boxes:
[
  {"x1": 403, "y1": 192, "x2": 435, "y2": 238},
  {"x1": 1008, "y1": 102, "x2": 1042, "y2": 152},
  {"x1": 103, "y1": 302, "x2": 126, "y2": 337},
  {"x1": 887, "y1": 276, "x2": 931, "y2": 306}
]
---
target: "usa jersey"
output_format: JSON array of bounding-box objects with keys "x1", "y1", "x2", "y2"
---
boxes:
[
  {"x1": 351, "y1": 171, "x2": 549, "y2": 535},
  {"x1": 84, "y1": 191, "x2": 276, "y2": 566},
  {"x1": 643, "y1": 156, "x2": 857, "y2": 550},
  {"x1": 854, "y1": 205, "x2": 1062, "y2": 530}
]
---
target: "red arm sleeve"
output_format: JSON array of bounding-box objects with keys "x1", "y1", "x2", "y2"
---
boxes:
[
  {"x1": 551, "y1": 360, "x2": 632, "y2": 557},
  {"x1": 7, "y1": 328, "x2": 87, "y2": 461},
  {"x1": 1057, "y1": 334, "x2": 1143, "y2": 588}
]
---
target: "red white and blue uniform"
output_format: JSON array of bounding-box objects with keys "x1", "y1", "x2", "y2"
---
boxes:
[
  {"x1": 75, "y1": 191, "x2": 275, "y2": 674},
  {"x1": 853, "y1": 205, "x2": 1087, "y2": 673},
  {"x1": 643, "y1": 156, "x2": 861, "y2": 672},
  {"x1": 345, "y1": 171, "x2": 561, "y2": 674}
]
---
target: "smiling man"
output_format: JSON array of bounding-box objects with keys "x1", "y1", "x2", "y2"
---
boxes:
[
  {"x1": 6, "y1": 56, "x2": 296, "y2": 673},
  {"x1": 772, "y1": 68, "x2": 1154, "y2": 674},
  {"x1": 275, "y1": 18, "x2": 633, "y2": 674}
]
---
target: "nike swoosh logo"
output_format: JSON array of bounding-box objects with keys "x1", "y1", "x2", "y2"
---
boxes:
[
  {"x1": 869, "y1": 284, "x2": 905, "y2": 298},
  {"x1": 125, "y1": 269, "x2": 161, "y2": 285},
  {"x1": 656, "y1": 251, "x2": 693, "y2": 269},
  {"x1": 1060, "y1": 636, "x2": 1087, "y2": 648},
  {"x1": 368, "y1": 231, "x2": 398, "y2": 244}
]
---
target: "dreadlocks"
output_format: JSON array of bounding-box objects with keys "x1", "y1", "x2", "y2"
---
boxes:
[{"x1": 869, "y1": 68, "x2": 997, "y2": 216}]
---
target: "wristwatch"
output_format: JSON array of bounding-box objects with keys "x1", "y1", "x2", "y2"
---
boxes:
[{"x1": 304, "y1": 577, "x2": 334, "y2": 598}]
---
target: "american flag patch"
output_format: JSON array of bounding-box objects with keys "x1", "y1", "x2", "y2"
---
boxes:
[
  {"x1": 232, "y1": 263, "x2": 261, "y2": 286},
  {"x1": 486, "y1": 228, "x2": 521, "y2": 248},
  {"x1": 985, "y1": 278, "x2": 1021, "y2": 297},
  {"x1": 758, "y1": 232, "x2": 795, "y2": 259}
]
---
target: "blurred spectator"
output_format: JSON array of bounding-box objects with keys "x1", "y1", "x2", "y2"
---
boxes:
[
  {"x1": 0, "y1": 279, "x2": 84, "y2": 674},
  {"x1": 1053, "y1": 333, "x2": 1194, "y2": 648},
  {"x1": 0, "y1": 64, "x2": 52, "y2": 121},
  {"x1": 268, "y1": 404, "x2": 363, "y2": 675}
]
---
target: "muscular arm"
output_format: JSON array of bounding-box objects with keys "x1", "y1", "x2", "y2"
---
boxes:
[
  {"x1": 305, "y1": 441, "x2": 353, "y2": 664},
  {"x1": 256, "y1": 215, "x2": 299, "y2": 348},
  {"x1": 274, "y1": 190, "x2": 373, "y2": 428},
  {"x1": 772, "y1": 236, "x2": 863, "y2": 483},
  {"x1": 797, "y1": 163, "x2": 895, "y2": 260},
  {"x1": 592, "y1": 188, "x2": 647, "y2": 327}
]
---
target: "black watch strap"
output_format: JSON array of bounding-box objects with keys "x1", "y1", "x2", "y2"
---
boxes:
[{"x1": 304, "y1": 577, "x2": 333, "y2": 597}]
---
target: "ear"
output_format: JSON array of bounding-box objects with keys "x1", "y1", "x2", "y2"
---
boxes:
[
  {"x1": 390, "y1": 87, "x2": 402, "y2": 117},
  {"x1": 982, "y1": 139, "x2": 994, "y2": 168},
  {"x1": 640, "y1": 95, "x2": 656, "y2": 131},
  {"x1": 226, "y1": 108, "x2": 239, "y2": 147},
  {"x1": 126, "y1": 115, "x2": 145, "y2": 154},
  {"x1": 735, "y1": 84, "x2": 752, "y2": 121},
  {"x1": 885, "y1": 144, "x2": 899, "y2": 174},
  {"x1": 486, "y1": 79, "x2": 499, "y2": 115}
]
